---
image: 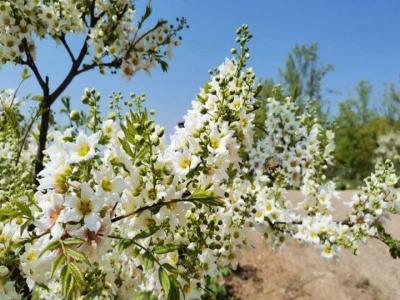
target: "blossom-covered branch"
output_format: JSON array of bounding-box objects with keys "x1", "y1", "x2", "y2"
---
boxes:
[{"x1": 0, "y1": 25, "x2": 399, "y2": 299}]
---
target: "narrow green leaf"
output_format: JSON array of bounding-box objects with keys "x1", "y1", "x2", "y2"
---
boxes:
[
  {"x1": 32, "y1": 95, "x2": 43, "y2": 102},
  {"x1": 117, "y1": 239, "x2": 134, "y2": 252},
  {"x1": 131, "y1": 291, "x2": 157, "y2": 300},
  {"x1": 65, "y1": 248, "x2": 90, "y2": 265},
  {"x1": 133, "y1": 226, "x2": 159, "y2": 240},
  {"x1": 50, "y1": 255, "x2": 66, "y2": 279},
  {"x1": 39, "y1": 240, "x2": 60, "y2": 257},
  {"x1": 162, "y1": 263, "x2": 179, "y2": 274},
  {"x1": 15, "y1": 201, "x2": 32, "y2": 218},
  {"x1": 62, "y1": 237, "x2": 85, "y2": 245},
  {"x1": 167, "y1": 277, "x2": 181, "y2": 300},
  {"x1": 143, "y1": 251, "x2": 154, "y2": 270},
  {"x1": 68, "y1": 263, "x2": 84, "y2": 286},
  {"x1": 159, "y1": 268, "x2": 171, "y2": 295},
  {"x1": 138, "y1": 5, "x2": 152, "y2": 29},
  {"x1": 153, "y1": 244, "x2": 180, "y2": 255},
  {"x1": 21, "y1": 67, "x2": 31, "y2": 80}
]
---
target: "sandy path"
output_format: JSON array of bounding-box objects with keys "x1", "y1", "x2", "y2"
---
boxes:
[{"x1": 225, "y1": 191, "x2": 400, "y2": 300}]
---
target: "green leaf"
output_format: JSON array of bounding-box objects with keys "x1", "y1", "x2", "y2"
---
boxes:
[
  {"x1": 117, "y1": 227, "x2": 160, "y2": 252},
  {"x1": 0, "y1": 208, "x2": 18, "y2": 221},
  {"x1": 32, "y1": 95, "x2": 43, "y2": 102},
  {"x1": 156, "y1": 59, "x2": 169, "y2": 72},
  {"x1": 143, "y1": 251, "x2": 154, "y2": 270},
  {"x1": 196, "y1": 94, "x2": 207, "y2": 104},
  {"x1": 65, "y1": 248, "x2": 90, "y2": 265},
  {"x1": 62, "y1": 237, "x2": 85, "y2": 245},
  {"x1": 162, "y1": 263, "x2": 179, "y2": 274},
  {"x1": 167, "y1": 277, "x2": 181, "y2": 300},
  {"x1": 133, "y1": 226, "x2": 160, "y2": 240},
  {"x1": 138, "y1": 5, "x2": 152, "y2": 29},
  {"x1": 60, "y1": 265, "x2": 69, "y2": 297},
  {"x1": 159, "y1": 268, "x2": 171, "y2": 295},
  {"x1": 50, "y1": 255, "x2": 66, "y2": 279},
  {"x1": 4, "y1": 106, "x2": 20, "y2": 138},
  {"x1": 39, "y1": 240, "x2": 61, "y2": 257},
  {"x1": 119, "y1": 138, "x2": 135, "y2": 158},
  {"x1": 117, "y1": 239, "x2": 134, "y2": 252},
  {"x1": 15, "y1": 201, "x2": 32, "y2": 218},
  {"x1": 67, "y1": 263, "x2": 84, "y2": 286},
  {"x1": 21, "y1": 67, "x2": 31, "y2": 81},
  {"x1": 153, "y1": 244, "x2": 180, "y2": 255},
  {"x1": 188, "y1": 188, "x2": 225, "y2": 207},
  {"x1": 131, "y1": 291, "x2": 157, "y2": 300},
  {"x1": 203, "y1": 82, "x2": 211, "y2": 94}
]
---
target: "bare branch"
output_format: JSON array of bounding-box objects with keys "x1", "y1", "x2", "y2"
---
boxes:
[
  {"x1": 23, "y1": 39, "x2": 48, "y2": 94},
  {"x1": 76, "y1": 59, "x2": 121, "y2": 75},
  {"x1": 59, "y1": 35, "x2": 76, "y2": 62}
]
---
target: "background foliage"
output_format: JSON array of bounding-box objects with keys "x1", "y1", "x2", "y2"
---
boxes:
[{"x1": 257, "y1": 44, "x2": 400, "y2": 189}]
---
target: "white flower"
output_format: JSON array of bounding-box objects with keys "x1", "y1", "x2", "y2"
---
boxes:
[
  {"x1": 102, "y1": 119, "x2": 117, "y2": 138},
  {"x1": 386, "y1": 173, "x2": 398, "y2": 186},
  {"x1": 93, "y1": 165, "x2": 126, "y2": 194},
  {"x1": 20, "y1": 236, "x2": 57, "y2": 289},
  {"x1": 173, "y1": 149, "x2": 200, "y2": 176},
  {"x1": 321, "y1": 242, "x2": 336, "y2": 259},
  {"x1": 36, "y1": 192, "x2": 65, "y2": 238},
  {"x1": 65, "y1": 183, "x2": 104, "y2": 231},
  {"x1": 69, "y1": 131, "x2": 100, "y2": 163}
]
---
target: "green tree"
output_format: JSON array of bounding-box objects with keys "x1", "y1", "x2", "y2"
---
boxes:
[
  {"x1": 333, "y1": 81, "x2": 394, "y2": 187},
  {"x1": 383, "y1": 77, "x2": 400, "y2": 122},
  {"x1": 279, "y1": 43, "x2": 334, "y2": 116}
]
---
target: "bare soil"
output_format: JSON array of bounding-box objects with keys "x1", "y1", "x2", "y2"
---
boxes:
[{"x1": 224, "y1": 191, "x2": 400, "y2": 300}]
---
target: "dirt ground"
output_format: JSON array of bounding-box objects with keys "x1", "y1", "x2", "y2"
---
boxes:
[{"x1": 224, "y1": 191, "x2": 400, "y2": 300}]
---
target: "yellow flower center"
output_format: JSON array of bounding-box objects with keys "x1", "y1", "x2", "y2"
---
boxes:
[
  {"x1": 0, "y1": 234, "x2": 7, "y2": 244},
  {"x1": 78, "y1": 198, "x2": 93, "y2": 216},
  {"x1": 210, "y1": 138, "x2": 220, "y2": 150},
  {"x1": 271, "y1": 212, "x2": 279, "y2": 220},
  {"x1": 168, "y1": 252, "x2": 179, "y2": 265},
  {"x1": 27, "y1": 249, "x2": 36, "y2": 262},
  {"x1": 323, "y1": 245, "x2": 333, "y2": 255},
  {"x1": 6, "y1": 40, "x2": 14, "y2": 48},
  {"x1": 78, "y1": 143, "x2": 90, "y2": 157},
  {"x1": 54, "y1": 167, "x2": 70, "y2": 194},
  {"x1": 101, "y1": 178, "x2": 113, "y2": 192},
  {"x1": 179, "y1": 157, "x2": 190, "y2": 169},
  {"x1": 232, "y1": 100, "x2": 241, "y2": 110}
]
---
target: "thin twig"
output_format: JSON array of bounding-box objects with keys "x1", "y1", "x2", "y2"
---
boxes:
[{"x1": 59, "y1": 35, "x2": 76, "y2": 62}]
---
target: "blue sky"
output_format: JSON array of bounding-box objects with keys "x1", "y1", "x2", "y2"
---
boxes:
[{"x1": 1, "y1": 0, "x2": 399, "y2": 133}]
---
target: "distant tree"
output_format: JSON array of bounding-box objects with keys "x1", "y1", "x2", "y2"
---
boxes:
[
  {"x1": 279, "y1": 43, "x2": 334, "y2": 116},
  {"x1": 255, "y1": 43, "x2": 333, "y2": 143},
  {"x1": 383, "y1": 77, "x2": 400, "y2": 122},
  {"x1": 333, "y1": 81, "x2": 395, "y2": 186}
]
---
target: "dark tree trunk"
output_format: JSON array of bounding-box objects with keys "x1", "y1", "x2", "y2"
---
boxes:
[{"x1": 34, "y1": 97, "x2": 51, "y2": 182}]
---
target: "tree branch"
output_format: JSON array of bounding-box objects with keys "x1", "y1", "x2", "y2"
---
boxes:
[
  {"x1": 59, "y1": 35, "x2": 76, "y2": 63},
  {"x1": 23, "y1": 39, "x2": 48, "y2": 94},
  {"x1": 111, "y1": 198, "x2": 189, "y2": 223},
  {"x1": 76, "y1": 59, "x2": 121, "y2": 75}
]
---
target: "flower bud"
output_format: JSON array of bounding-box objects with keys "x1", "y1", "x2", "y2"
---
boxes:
[
  {"x1": 0, "y1": 266, "x2": 9, "y2": 277},
  {"x1": 70, "y1": 110, "x2": 80, "y2": 121}
]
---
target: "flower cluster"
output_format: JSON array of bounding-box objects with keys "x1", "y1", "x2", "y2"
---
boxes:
[
  {"x1": 375, "y1": 131, "x2": 400, "y2": 170},
  {"x1": 0, "y1": 88, "x2": 36, "y2": 204},
  {"x1": 0, "y1": 1, "x2": 186, "y2": 77},
  {"x1": 0, "y1": 26, "x2": 400, "y2": 299}
]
